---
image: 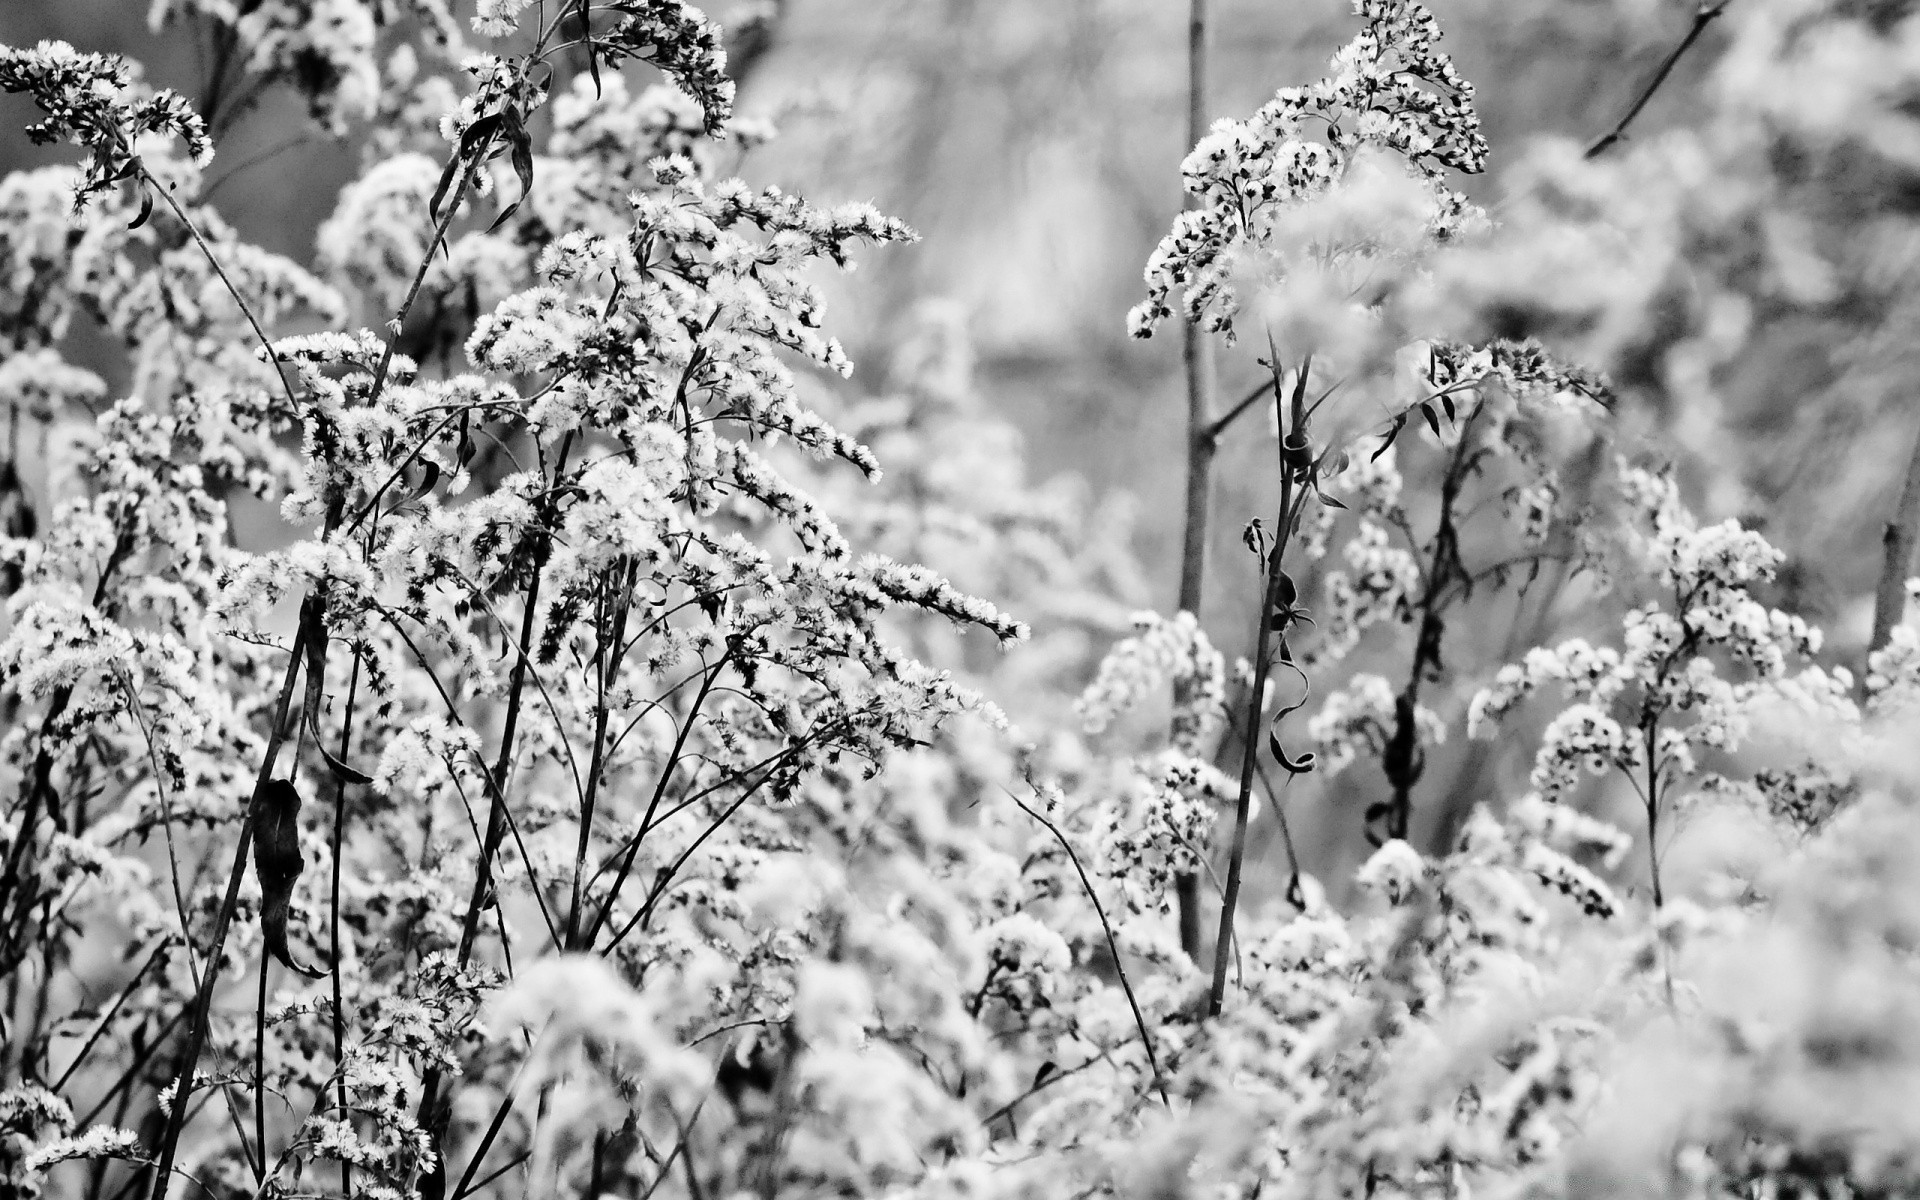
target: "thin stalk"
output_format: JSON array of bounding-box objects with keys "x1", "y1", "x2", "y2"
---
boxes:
[
  {"x1": 1209, "y1": 359, "x2": 1311, "y2": 1018},
  {"x1": 145, "y1": 99, "x2": 472, "y2": 1196},
  {"x1": 327, "y1": 653, "x2": 363, "y2": 1200},
  {"x1": 1868, "y1": 421, "x2": 1920, "y2": 687},
  {"x1": 147, "y1": 602, "x2": 317, "y2": 1200},
  {"x1": 1586, "y1": 1, "x2": 1731, "y2": 159},
  {"x1": 252, "y1": 954, "x2": 267, "y2": 1185},
  {"x1": 562, "y1": 560, "x2": 638, "y2": 949},
  {"x1": 1172, "y1": 0, "x2": 1217, "y2": 966},
  {"x1": 49, "y1": 937, "x2": 169, "y2": 1093},
  {"x1": 1006, "y1": 787, "x2": 1169, "y2": 1107},
  {"x1": 1642, "y1": 720, "x2": 1664, "y2": 908},
  {"x1": 415, "y1": 431, "x2": 572, "y2": 1200},
  {"x1": 578, "y1": 647, "x2": 732, "y2": 950}
]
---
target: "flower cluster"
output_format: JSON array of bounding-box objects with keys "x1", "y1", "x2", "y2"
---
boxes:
[
  {"x1": 1075, "y1": 609, "x2": 1228, "y2": 754},
  {"x1": 0, "y1": 40, "x2": 211, "y2": 207},
  {"x1": 1129, "y1": 0, "x2": 1487, "y2": 340}
]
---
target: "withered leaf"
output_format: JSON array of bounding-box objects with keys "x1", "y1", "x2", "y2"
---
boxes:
[{"x1": 253, "y1": 779, "x2": 325, "y2": 978}]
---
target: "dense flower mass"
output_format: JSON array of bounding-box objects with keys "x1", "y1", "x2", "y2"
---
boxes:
[{"x1": 3, "y1": 1, "x2": 1920, "y2": 1199}]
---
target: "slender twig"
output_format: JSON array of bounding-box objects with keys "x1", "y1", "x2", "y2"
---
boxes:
[
  {"x1": 49, "y1": 937, "x2": 170, "y2": 1094},
  {"x1": 413, "y1": 433, "x2": 571, "y2": 1200},
  {"x1": 1202, "y1": 378, "x2": 1274, "y2": 446},
  {"x1": 202, "y1": 136, "x2": 314, "y2": 201},
  {"x1": 1585, "y1": 2, "x2": 1732, "y2": 159},
  {"x1": 1379, "y1": 406, "x2": 1481, "y2": 844},
  {"x1": 446, "y1": 1031, "x2": 545, "y2": 1200},
  {"x1": 326, "y1": 652, "x2": 363, "y2": 1200},
  {"x1": 578, "y1": 646, "x2": 733, "y2": 950},
  {"x1": 139, "y1": 169, "x2": 303, "y2": 418},
  {"x1": 977, "y1": 1053, "x2": 1108, "y2": 1132},
  {"x1": 451, "y1": 1150, "x2": 532, "y2": 1200},
  {"x1": 76, "y1": 1009, "x2": 187, "y2": 1130},
  {"x1": 1004, "y1": 786, "x2": 1168, "y2": 1107}
]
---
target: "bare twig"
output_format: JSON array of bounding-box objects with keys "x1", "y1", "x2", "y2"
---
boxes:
[
  {"x1": 1202, "y1": 379, "x2": 1275, "y2": 446},
  {"x1": 1003, "y1": 787, "x2": 1168, "y2": 1107},
  {"x1": 1585, "y1": 2, "x2": 1732, "y2": 159}
]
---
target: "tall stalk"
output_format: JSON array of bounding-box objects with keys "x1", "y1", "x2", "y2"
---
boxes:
[
  {"x1": 1868, "y1": 422, "x2": 1920, "y2": 686},
  {"x1": 1209, "y1": 360, "x2": 1313, "y2": 1018},
  {"x1": 147, "y1": 119, "x2": 497, "y2": 1200},
  {"x1": 1172, "y1": 0, "x2": 1216, "y2": 965}
]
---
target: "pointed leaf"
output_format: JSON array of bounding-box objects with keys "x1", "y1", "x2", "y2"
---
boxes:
[
  {"x1": 431, "y1": 113, "x2": 503, "y2": 221},
  {"x1": 580, "y1": 0, "x2": 603, "y2": 97},
  {"x1": 1372, "y1": 415, "x2": 1405, "y2": 462},
  {"x1": 1420, "y1": 403, "x2": 1442, "y2": 437},
  {"x1": 127, "y1": 190, "x2": 154, "y2": 230},
  {"x1": 316, "y1": 737, "x2": 374, "y2": 786},
  {"x1": 487, "y1": 114, "x2": 536, "y2": 233}
]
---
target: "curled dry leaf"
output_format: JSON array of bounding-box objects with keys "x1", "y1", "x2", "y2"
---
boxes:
[{"x1": 253, "y1": 779, "x2": 325, "y2": 979}]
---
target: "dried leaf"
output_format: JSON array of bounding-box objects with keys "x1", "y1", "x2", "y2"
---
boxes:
[{"x1": 253, "y1": 779, "x2": 325, "y2": 978}]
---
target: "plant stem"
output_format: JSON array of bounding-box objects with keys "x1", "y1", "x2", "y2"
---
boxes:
[
  {"x1": 252, "y1": 953, "x2": 267, "y2": 1184},
  {"x1": 563, "y1": 560, "x2": 638, "y2": 949},
  {"x1": 147, "y1": 601, "x2": 317, "y2": 1200},
  {"x1": 1209, "y1": 360, "x2": 1310, "y2": 1018},
  {"x1": 1868, "y1": 420, "x2": 1920, "y2": 689},
  {"x1": 327, "y1": 653, "x2": 362, "y2": 1200},
  {"x1": 1173, "y1": 0, "x2": 1216, "y2": 966},
  {"x1": 1586, "y1": 1, "x2": 1731, "y2": 159},
  {"x1": 1005, "y1": 788, "x2": 1168, "y2": 1107},
  {"x1": 414, "y1": 431, "x2": 570, "y2": 1200}
]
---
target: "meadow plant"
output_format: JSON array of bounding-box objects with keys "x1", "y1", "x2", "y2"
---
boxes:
[{"x1": 4, "y1": 2, "x2": 1920, "y2": 1200}]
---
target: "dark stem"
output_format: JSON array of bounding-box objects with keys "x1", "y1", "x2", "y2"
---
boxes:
[
  {"x1": 146, "y1": 596, "x2": 319, "y2": 1200},
  {"x1": 1172, "y1": 0, "x2": 1216, "y2": 967},
  {"x1": 327, "y1": 653, "x2": 362, "y2": 1200},
  {"x1": 578, "y1": 646, "x2": 733, "y2": 951},
  {"x1": 1585, "y1": 1, "x2": 1731, "y2": 159},
  {"x1": 252, "y1": 954, "x2": 268, "y2": 1185},
  {"x1": 1643, "y1": 719, "x2": 1664, "y2": 908},
  {"x1": 1381, "y1": 414, "x2": 1478, "y2": 843},
  {"x1": 415, "y1": 432, "x2": 570, "y2": 1200},
  {"x1": 1868, "y1": 420, "x2": 1920, "y2": 692},
  {"x1": 562, "y1": 559, "x2": 638, "y2": 949},
  {"x1": 1209, "y1": 359, "x2": 1311, "y2": 1018}
]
